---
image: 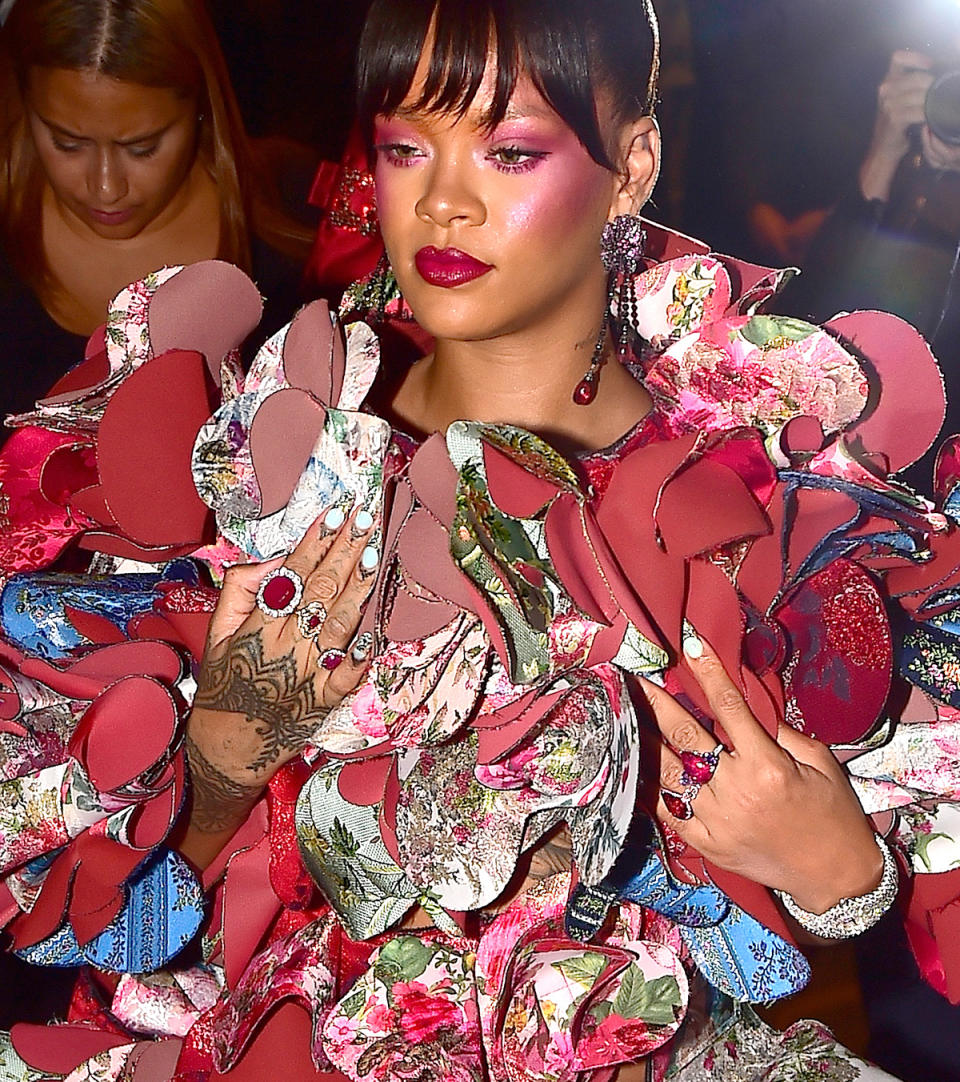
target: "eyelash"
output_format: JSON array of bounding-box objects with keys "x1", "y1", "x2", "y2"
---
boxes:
[
  {"x1": 51, "y1": 139, "x2": 159, "y2": 159},
  {"x1": 375, "y1": 142, "x2": 548, "y2": 174},
  {"x1": 375, "y1": 143, "x2": 422, "y2": 167},
  {"x1": 488, "y1": 145, "x2": 548, "y2": 173}
]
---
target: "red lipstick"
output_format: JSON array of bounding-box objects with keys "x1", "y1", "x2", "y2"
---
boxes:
[{"x1": 414, "y1": 246, "x2": 492, "y2": 288}]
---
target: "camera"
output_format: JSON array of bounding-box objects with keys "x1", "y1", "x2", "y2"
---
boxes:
[{"x1": 926, "y1": 70, "x2": 960, "y2": 146}]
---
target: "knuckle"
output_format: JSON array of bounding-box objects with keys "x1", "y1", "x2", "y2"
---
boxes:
[
  {"x1": 757, "y1": 758, "x2": 790, "y2": 792},
  {"x1": 324, "y1": 610, "x2": 355, "y2": 639},
  {"x1": 661, "y1": 764, "x2": 685, "y2": 790},
  {"x1": 715, "y1": 686, "x2": 744, "y2": 716},
  {"x1": 306, "y1": 572, "x2": 340, "y2": 602},
  {"x1": 670, "y1": 722, "x2": 700, "y2": 751}
]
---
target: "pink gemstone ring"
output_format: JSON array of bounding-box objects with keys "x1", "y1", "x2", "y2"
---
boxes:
[
  {"x1": 317, "y1": 648, "x2": 346, "y2": 671},
  {"x1": 295, "y1": 601, "x2": 328, "y2": 640},
  {"x1": 679, "y1": 744, "x2": 724, "y2": 787},
  {"x1": 256, "y1": 567, "x2": 304, "y2": 618},
  {"x1": 660, "y1": 784, "x2": 700, "y2": 822}
]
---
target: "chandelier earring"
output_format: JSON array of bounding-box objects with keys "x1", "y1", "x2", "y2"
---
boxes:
[{"x1": 573, "y1": 214, "x2": 647, "y2": 405}]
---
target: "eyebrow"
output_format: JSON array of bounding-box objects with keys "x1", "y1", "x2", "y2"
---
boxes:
[{"x1": 35, "y1": 112, "x2": 171, "y2": 146}]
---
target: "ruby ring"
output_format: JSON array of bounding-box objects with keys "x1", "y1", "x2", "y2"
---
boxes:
[
  {"x1": 295, "y1": 601, "x2": 328, "y2": 640},
  {"x1": 679, "y1": 744, "x2": 725, "y2": 787},
  {"x1": 660, "y1": 783, "x2": 701, "y2": 822},
  {"x1": 256, "y1": 567, "x2": 304, "y2": 618}
]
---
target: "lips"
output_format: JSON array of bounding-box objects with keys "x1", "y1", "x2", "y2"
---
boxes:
[
  {"x1": 87, "y1": 207, "x2": 135, "y2": 227},
  {"x1": 414, "y1": 246, "x2": 493, "y2": 288}
]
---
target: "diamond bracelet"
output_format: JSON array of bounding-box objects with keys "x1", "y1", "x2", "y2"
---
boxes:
[{"x1": 774, "y1": 834, "x2": 898, "y2": 939}]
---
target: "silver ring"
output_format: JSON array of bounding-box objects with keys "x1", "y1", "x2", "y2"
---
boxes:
[
  {"x1": 295, "y1": 600, "x2": 328, "y2": 640},
  {"x1": 255, "y1": 567, "x2": 304, "y2": 619}
]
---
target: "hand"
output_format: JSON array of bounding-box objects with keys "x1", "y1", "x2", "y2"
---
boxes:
[
  {"x1": 921, "y1": 125, "x2": 960, "y2": 174},
  {"x1": 183, "y1": 507, "x2": 379, "y2": 850},
  {"x1": 642, "y1": 638, "x2": 882, "y2": 915},
  {"x1": 860, "y1": 50, "x2": 933, "y2": 201},
  {"x1": 747, "y1": 203, "x2": 827, "y2": 264}
]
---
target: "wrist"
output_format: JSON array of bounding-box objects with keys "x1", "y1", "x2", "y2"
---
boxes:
[
  {"x1": 775, "y1": 834, "x2": 898, "y2": 939},
  {"x1": 785, "y1": 833, "x2": 885, "y2": 915},
  {"x1": 858, "y1": 150, "x2": 902, "y2": 203}
]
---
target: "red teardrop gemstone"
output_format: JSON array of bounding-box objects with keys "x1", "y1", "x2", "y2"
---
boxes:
[
  {"x1": 661, "y1": 789, "x2": 693, "y2": 821},
  {"x1": 680, "y1": 749, "x2": 719, "y2": 785},
  {"x1": 573, "y1": 377, "x2": 597, "y2": 405}
]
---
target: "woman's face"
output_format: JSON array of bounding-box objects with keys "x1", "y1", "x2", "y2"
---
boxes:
[
  {"x1": 25, "y1": 67, "x2": 200, "y2": 241},
  {"x1": 373, "y1": 57, "x2": 636, "y2": 347}
]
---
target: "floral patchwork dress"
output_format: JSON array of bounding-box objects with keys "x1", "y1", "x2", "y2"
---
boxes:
[{"x1": 0, "y1": 227, "x2": 955, "y2": 1081}]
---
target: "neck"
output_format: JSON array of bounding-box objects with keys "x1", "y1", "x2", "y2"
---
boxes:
[{"x1": 392, "y1": 319, "x2": 653, "y2": 457}]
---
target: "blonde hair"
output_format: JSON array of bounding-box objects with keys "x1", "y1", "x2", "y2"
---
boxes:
[{"x1": 0, "y1": 0, "x2": 262, "y2": 289}]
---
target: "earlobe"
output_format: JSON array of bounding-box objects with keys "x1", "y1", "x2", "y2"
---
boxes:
[{"x1": 612, "y1": 116, "x2": 661, "y2": 218}]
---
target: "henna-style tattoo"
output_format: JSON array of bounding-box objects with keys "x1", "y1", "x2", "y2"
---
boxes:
[
  {"x1": 194, "y1": 629, "x2": 329, "y2": 772},
  {"x1": 185, "y1": 736, "x2": 262, "y2": 833}
]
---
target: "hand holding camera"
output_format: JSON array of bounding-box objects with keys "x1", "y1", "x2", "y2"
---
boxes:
[{"x1": 861, "y1": 49, "x2": 960, "y2": 202}]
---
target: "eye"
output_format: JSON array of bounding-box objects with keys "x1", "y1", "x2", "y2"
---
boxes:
[
  {"x1": 127, "y1": 143, "x2": 160, "y2": 160},
  {"x1": 51, "y1": 138, "x2": 82, "y2": 154},
  {"x1": 375, "y1": 142, "x2": 424, "y2": 167},
  {"x1": 488, "y1": 145, "x2": 548, "y2": 173}
]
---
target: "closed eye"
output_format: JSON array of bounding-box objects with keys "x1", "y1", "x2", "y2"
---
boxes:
[{"x1": 127, "y1": 143, "x2": 160, "y2": 159}]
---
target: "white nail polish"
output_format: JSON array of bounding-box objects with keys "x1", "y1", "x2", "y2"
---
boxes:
[
  {"x1": 324, "y1": 506, "x2": 346, "y2": 531},
  {"x1": 683, "y1": 634, "x2": 704, "y2": 660},
  {"x1": 355, "y1": 509, "x2": 374, "y2": 532},
  {"x1": 361, "y1": 545, "x2": 379, "y2": 572}
]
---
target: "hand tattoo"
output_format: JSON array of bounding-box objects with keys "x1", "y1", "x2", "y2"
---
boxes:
[
  {"x1": 194, "y1": 629, "x2": 329, "y2": 772},
  {"x1": 185, "y1": 736, "x2": 262, "y2": 833}
]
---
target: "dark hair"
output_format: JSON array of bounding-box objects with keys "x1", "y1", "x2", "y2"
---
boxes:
[{"x1": 357, "y1": 0, "x2": 659, "y2": 171}]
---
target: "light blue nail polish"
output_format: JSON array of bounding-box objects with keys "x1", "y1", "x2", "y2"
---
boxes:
[
  {"x1": 682, "y1": 633, "x2": 703, "y2": 660},
  {"x1": 355, "y1": 509, "x2": 374, "y2": 532},
  {"x1": 361, "y1": 545, "x2": 379, "y2": 571},
  {"x1": 324, "y1": 506, "x2": 346, "y2": 531}
]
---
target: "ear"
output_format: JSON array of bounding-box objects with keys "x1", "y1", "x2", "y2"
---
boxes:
[{"x1": 610, "y1": 115, "x2": 661, "y2": 219}]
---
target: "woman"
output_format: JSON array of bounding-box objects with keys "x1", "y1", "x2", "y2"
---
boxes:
[
  {"x1": 0, "y1": 0, "x2": 957, "y2": 1080},
  {"x1": 0, "y1": 0, "x2": 309, "y2": 416}
]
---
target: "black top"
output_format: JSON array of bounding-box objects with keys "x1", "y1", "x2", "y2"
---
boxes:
[
  {"x1": 0, "y1": 236, "x2": 305, "y2": 420},
  {"x1": 0, "y1": 244, "x2": 85, "y2": 418}
]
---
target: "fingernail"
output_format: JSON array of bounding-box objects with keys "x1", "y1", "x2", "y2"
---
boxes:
[
  {"x1": 351, "y1": 631, "x2": 373, "y2": 662},
  {"x1": 322, "y1": 506, "x2": 346, "y2": 533},
  {"x1": 682, "y1": 633, "x2": 703, "y2": 660},
  {"x1": 355, "y1": 509, "x2": 374, "y2": 532},
  {"x1": 360, "y1": 545, "x2": 379, "y2": 574}
]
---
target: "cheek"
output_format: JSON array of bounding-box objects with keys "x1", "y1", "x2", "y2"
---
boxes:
[
  {"x1": 373, "y1": 163, "x2": 410, "y2": 248},
  {"x1": 503, "y1": 162, "x2": 611, "y2": 248}
]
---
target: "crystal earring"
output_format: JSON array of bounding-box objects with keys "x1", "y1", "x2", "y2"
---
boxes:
[{"x1": 573, "y1": 214, "x2": 646, "y2": 405}]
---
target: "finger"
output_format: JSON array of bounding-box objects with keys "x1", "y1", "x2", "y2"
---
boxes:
[
  {"x1": 318, "y1": 644, "x2": 373, "y2": 707},
  {"x1": 311, "y1": 544, "x2": 380, "y2": 650},
  {"x1": 207, "y1": 557, "x2": 284, "y2": 651},
  {"x1": 889, "y1": 49, "x2": 934, "y2": 74},
  {"x1": 638, "y1": 677, "x2": 716, "y2": 755},
  {"x1": 659, "y1": 742, "x2": 688, "y2": 794},
  {"x1": 295, "y1": 507, "x2": 379, "y2": 613},
  {"x1": 681, "y1": 635, "x2": 774, "y2": 756}
]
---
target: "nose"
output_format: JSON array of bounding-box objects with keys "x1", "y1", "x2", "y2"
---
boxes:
[
  {"x1": 415, "y1": 156, "x2": 485, "y2": 229},
  {"x1": 88, "y1": 148, "x2": 128, "y2": 206}
]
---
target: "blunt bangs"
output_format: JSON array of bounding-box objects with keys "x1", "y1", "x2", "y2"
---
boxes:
[{"x1": 357, "y1": 0, "x2": 659, "y2": 171}]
